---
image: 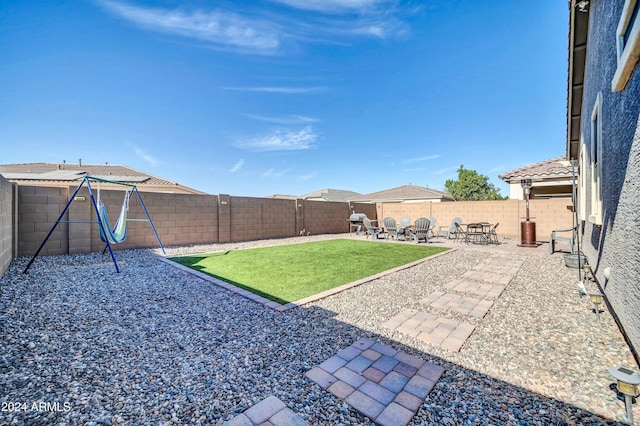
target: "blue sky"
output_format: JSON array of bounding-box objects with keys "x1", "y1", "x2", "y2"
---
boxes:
[{"x1": 0, "y1": 0, "x2": 569, "y2": 197}]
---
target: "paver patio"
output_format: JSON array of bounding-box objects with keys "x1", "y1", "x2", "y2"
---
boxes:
[{"x1": 305, "y1": 337, "x2": 445, "y2": 426}]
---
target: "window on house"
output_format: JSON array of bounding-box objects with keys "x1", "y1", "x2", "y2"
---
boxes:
[
  {"x1": 589, "y1": 92, "x2": 603, "y2": 225},
  {"x1": 578, "y1": 144, "x2": 586, "y2": 221},
  {"x1": 612, "y1": 0, "x2": 640, "y2": 91}
]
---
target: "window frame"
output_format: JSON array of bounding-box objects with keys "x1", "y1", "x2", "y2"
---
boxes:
[
  {"x1": 578, "y1": 143, "x2": 587, "y2": 221},
  {"x1": 589, "y1": 92, "x2": 603, "y2": 225},
  {"x1": 612, "y1": 0, "x2": 640, "y2": 91}
]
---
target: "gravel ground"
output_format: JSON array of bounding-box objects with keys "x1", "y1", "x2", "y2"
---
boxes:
[{"x1": 1, "y1": 233, "x2": 638, "y2": 425}]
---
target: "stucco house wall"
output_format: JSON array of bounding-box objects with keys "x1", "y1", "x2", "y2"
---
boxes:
[{"x1": 578, "y1": 0, "x2": 640, "y2": 356}]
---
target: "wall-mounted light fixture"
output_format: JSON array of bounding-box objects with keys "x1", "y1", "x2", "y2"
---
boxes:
[
  {"x1": 576, "y1": 0, "x2": 589, "y2": 13},
  {"x1": 73, "y1": 196, "x2": 86, "y2": 202},
  {"x1": 220, "y1": 201, "x2": 228, "y2": 205},
  {"x1": 609, "y1": 365, "x2": 640, "y2": 424}
]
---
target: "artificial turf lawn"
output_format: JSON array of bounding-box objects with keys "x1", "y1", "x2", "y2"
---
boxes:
[{"x1": 170, "y1": 239, "x2": 449, "y2": 304}]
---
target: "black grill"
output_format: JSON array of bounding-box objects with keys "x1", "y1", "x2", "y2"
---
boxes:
[
  {"x1": 349, "y1": 213, "x2": 368, "y2": 224},
  {"x1": 349, "y1": 213, "x2": 368, "y2": 234}
]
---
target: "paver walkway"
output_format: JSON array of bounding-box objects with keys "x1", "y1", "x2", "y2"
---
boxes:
[
  {"x1": 382, "y1": 309, "x2": 475, "y2": 352},
  {"x1": 305, "y1": 337, "x2": 445, "y2": 426},
  {"x1": 443, "y1": 278, "x2": 505, "y2": 299},
  {"x1": 420, "y1": 291, "x2": 495, "y2": 318},
  {"x1": 461, "y1": 270, "x2": 513, "y2": 285},
  {"x1": 382, "y1": 252, "x2": 525, "y2": 353},
  {"x1": 222, "y1": 396, "x2": 308, "y2": 426}
]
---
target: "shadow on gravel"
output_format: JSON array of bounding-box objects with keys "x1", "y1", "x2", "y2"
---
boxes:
[{"x1": 0, "y1": 252, "x2": 630, "y2": 425}]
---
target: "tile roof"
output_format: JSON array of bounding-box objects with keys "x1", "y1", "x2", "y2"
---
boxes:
[
  {"x1": 348, "y1": 184, "x2": 453, "y2": 202},
  {"x1": 498, "y1": 157, "x2": 574, "y2": 182},
  {"x1": 0, "y1": 162, "x2": 205, "y2": 194}
]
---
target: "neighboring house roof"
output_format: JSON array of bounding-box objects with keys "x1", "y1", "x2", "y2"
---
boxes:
[
  {"x1": 348, "y1": 184, "x2": 453, "y2": 203},
  {"x1": 301, "y1": 188, "x2": 361, "y2": 202},
  {"x1": 498, "y1": 157, "x2": 573, "y2": 182},
  {"x1": 264, "y1": 194, "x2": 298, "y2": 200},
  {"x1": 0, "y1": 162, "x2": 206, "y2": 194},
  {"x1": 265, "y1": 189, "x2": 361, "y2": 202}
]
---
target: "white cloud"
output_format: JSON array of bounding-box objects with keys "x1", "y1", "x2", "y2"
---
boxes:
[
  {"x1": 128, "y1": 144, "x2": 159, "y2": 166},
  {"x1": 244, "y1": 114, "x2": 319, "y2": 124},
  {"x1": 234, "y1": 126, "x2": 319, "y2": 152},
  {"x1": 98, "y1": 1, "x2": 281, "y2": 54},
  {"x1": 298, "y1": 171, "x2": 317, "y2": 180},
  {"x1": 97, "y1": 0, "x2": 410, "y2": 57},
  {"x1": 270, "y1": 0, "x2": 409, "y2": 40},
  {"x1": 262, "y1": 167, "x2": 291, "y2": 177},
  {"x1": 403, "y1": 155, "x2": 440, "y2": 164},
  {"x1": 229, "y1": 159, "x2": 244, "y2": 172},
  {"x1": 432, "y1": 166, "x2": 459, "y2": 175},
  {"x1": 271, "y1": 0, "x2": 390, "y2": 13},
  {"x1": 221, "y1": 86, "x2": 326, "y2": 94}
]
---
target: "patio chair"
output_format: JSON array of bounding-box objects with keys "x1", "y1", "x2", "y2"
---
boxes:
[
  {"x1": 454, "y1": 222, "x2": 469, "y2": 243},
  {"x1": 549, "y1": 226, "x2": 576, "y2": 254},
  {"x1": 438, "y1": 217, "x2": 462, "y2": 239},
  {"x1": 399, "y1": 216, "x2": 412, "y2": 228},
  {"x1": 362, "y1": 218, "x2": 383, "y2": 239},
  {"x1": 426, "y1": 216, "x2": 437, "y2": 238},
  {"x1": 488, "y1": 223, "x2": 500, "y2": 244},
  {"x1": 383, "y1": 217, "x2": 400, "y2": 240},
  {"x1": 412, "y1": 218, "x2": 431, "y2": 243}
]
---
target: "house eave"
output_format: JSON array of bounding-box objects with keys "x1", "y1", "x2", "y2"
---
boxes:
[{"x1": 567, "y1": 0, "x2": 590, "y2": 161}]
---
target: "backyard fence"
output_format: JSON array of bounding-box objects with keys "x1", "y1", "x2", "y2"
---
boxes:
[{"x1": 0, "y1": 178, "x2": 573, "y2": 265}]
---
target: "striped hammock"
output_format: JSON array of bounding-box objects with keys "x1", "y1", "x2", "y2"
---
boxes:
[{"x1": 98, "y1": 190, "x2": 131, "y2": 244}]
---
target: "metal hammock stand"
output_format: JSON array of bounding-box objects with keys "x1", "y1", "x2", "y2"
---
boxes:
[{"x1": 23, "y1": 176, "x2": 165, "y2": 274}]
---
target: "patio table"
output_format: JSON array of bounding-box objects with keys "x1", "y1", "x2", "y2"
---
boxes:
[{"x1": 465, "y1": 223, "x2": 492, "y2": 245}]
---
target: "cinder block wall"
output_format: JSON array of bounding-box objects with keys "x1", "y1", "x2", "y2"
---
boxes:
[
  {"x1": 14, "y1": 184, "x2": 573, "y2": 259},
  {"x1": 378, "y1": 199, "x2": 574, "y2": 240},
  {"x1": 88, "y1": 190, "x2": 219, "y2": 251},
  {"x1": 16, "y1": 185, "x2": 218, "y2": 256},
  {"x1": 302, "y1": 200, "x2": 351, "y2": 235},
  {"x1": 0, "y1": 175, "x2": 14, "y2": 276},
  {"x1": 18, "y1": 186, "x2": 69, "y2": 256},
  {"x1": 230, "y1": 196, "x2": 296, "y2": 242}
]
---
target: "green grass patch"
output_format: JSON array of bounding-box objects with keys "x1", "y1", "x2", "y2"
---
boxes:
[{"x1": 170, "y1": 239, "x2": 449, "y2": 304}]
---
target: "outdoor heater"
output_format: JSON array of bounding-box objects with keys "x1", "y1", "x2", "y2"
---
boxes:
[
  {"x1": 609, "y1": 365, "x2": 640, "y2": 424},
  {"x1": 520, "y1": 178, "x2": 537, "y2": 247}
]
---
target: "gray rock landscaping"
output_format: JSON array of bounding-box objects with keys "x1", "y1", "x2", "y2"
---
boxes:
[{"x1": 1, "y1": 234, "x2": 637, "y2": 425}]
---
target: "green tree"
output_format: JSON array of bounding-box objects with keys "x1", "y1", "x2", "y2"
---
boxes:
[{"x1": 444, "y1": 165, "x2": 507, "y2": 201}]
